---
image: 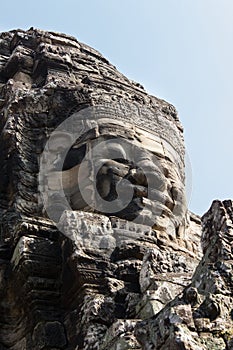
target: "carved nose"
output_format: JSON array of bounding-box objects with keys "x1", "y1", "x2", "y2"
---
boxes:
[{"x1": 96, "y1": 161, "x2": 130, "y2": 201}]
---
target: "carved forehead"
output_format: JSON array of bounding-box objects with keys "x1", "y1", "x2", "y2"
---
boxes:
[{"x1": 52, "y1": 114, "x2": 185, "y2": 181}]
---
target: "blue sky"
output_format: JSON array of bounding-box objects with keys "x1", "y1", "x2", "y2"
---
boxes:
[{"x1": 1, "y1": 0, "x2": 232, "y2": 215}]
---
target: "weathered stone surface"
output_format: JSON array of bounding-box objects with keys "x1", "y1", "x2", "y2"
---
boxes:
[
  {"x1": 0, "y1": 28, "x2": 230, "y2": 350},
  {"x1": 135, "y1": 200, "x2": 233, "y2": 349}
]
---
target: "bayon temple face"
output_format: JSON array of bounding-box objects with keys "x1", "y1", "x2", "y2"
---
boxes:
[
  {"x1": 39, "y1": 104, "x2": 187, "y2": 239},
  {"x1": 0, "y1": 29, "x2": 205, "y2": 350}
]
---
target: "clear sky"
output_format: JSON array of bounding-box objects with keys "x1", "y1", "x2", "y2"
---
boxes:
[{"x1": 1, "y1": 0, "x2": 232, "y2": 216}]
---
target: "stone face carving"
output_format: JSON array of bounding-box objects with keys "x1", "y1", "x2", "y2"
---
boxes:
[
  {"x1": 0, "y1": 28, "x2": 231, "y2": 350},
  {"x1": 41, "y1": 119, "x2": 186, "y2": 232}
]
